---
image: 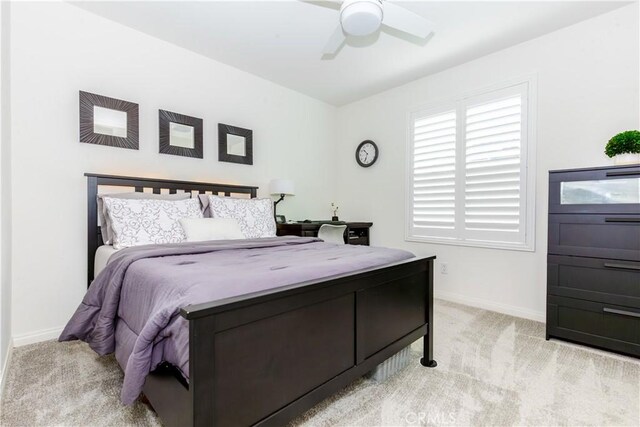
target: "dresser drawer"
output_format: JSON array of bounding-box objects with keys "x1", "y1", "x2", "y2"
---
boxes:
[
  {"x1": 547, "y1": 295, "x2": 640, "y2": 357},
  {"x1": 549, "y1": 165, "x2": 640, "y2": 214},
  {"x1": 548, "y1": 255, "x2": 640, "y2": 308},
  {"x1": 548, "y1": 214, "x2": 640, "y2": 261}
]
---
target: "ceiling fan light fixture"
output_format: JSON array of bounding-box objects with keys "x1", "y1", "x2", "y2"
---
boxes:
[{"x1": 340, "y1": 0, "x2": 383, "y2": 37}]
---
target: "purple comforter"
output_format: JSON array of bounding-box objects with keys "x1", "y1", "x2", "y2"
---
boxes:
[{"x1": 60, "y1": 236, "x2": 414, "y2": 404}]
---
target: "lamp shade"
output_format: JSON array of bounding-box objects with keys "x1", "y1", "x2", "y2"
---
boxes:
[{"x1": 269, "y1": 179, "x2": 295, "y2": 196}]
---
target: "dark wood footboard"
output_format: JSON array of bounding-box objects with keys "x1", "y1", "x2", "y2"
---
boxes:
[{"x1": 144, "y1": 256, "x2": 436, "y2": 427}]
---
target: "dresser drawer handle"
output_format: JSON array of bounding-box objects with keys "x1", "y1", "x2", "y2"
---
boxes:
[
  {"x1": 606, "y1": 170, "x2": 640, "y2": 177},
  {"x1": 604, "y1": 217, "x2": 640, "y2": 223},
  {"x1": 604, "y1": 263, "x2": 640, "y2": 271},
  {"x1": 603, "y1": 308, "x2": 640, "y2": 318}
]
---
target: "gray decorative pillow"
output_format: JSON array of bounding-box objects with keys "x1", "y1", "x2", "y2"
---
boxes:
[
  {"x1": 103, "y1": 197, "x2": 203, "y2": 249},
  {"x1": 208, "y1": 195, "x2": 276, "y2": 239},
  {"x1": 198, "y1": 194, "x2": 212, "y2": 218},
  {"x1": 98, "y1": 192, "x2": 191, "y2": 244}
]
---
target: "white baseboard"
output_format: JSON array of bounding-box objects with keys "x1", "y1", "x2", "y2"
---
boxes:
[
  {"x1": 13, "y1": 326, "x2": 64, "y2": 347},
  {"x1": 436, "y1": 290, "x2": 545, "y2": 323},
  {"x1": 0, "y1": 338, "x2": 13, "y2": 398}
]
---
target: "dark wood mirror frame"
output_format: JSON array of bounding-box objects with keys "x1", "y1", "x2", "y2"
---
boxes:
[
  {"x1": 218, "y1": 123, "x2": 253, "y2": 165},
  {"x1": 159, "y1": 110, "x2": 203, "y2": 159},
  {"x1": 79, "y1": 91, "x2": 139, "y2": 150}
]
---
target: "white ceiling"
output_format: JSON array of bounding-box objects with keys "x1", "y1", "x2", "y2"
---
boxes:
[{"x1": 72, "y1": 1, "x2": 631, "y2": 106}]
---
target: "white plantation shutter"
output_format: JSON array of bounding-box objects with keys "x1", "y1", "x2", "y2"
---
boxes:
[
  {"x1": 410, "y1": 109, "x2": 457, "y2": 238},
  {"x1": 407, "y1": 81, "x2": 533, "y2": 250},
  {"x1": 464, "y1": 92, "x2": 525, "y2": 243}
]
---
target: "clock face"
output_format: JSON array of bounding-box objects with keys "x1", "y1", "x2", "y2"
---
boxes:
[{"x1": 356, "y1": 140, "x2": 379, "y2": 168}]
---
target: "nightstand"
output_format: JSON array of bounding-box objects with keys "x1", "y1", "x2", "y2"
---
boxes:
[{"x1": 277, "y1": 222, "x2": 373, "y2": 246}]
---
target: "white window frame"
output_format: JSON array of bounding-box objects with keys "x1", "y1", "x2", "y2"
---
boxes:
[{"x1": 405, "y1": 75, "x2": 537, "y2": 251}]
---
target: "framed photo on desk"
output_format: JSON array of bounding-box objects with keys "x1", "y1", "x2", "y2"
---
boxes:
[{"x1": 275, "y1": 215, "x2": 287, "y2": 224}]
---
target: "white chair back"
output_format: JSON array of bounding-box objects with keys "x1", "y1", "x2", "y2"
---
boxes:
[{"x1": 318, "y1": 224, "x2": 347, "y2": 245}]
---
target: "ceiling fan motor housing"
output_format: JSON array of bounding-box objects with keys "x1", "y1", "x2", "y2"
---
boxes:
[{"x1": 340, "y1": 0, "x2": 383, "y2": 37}]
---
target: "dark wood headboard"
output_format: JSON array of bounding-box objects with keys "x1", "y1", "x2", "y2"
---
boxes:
[{"x1": 86, "y1": 173, "x2": 258, "y2": 286}]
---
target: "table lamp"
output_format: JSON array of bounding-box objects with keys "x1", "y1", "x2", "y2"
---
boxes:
[{"x1": 269, "y1": 179, "x2": 295, "y2": 216}]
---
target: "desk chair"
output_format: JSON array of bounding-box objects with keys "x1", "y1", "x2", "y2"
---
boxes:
[{"x1": 318, "y1": 224, "x2": 347, "y2": 244}]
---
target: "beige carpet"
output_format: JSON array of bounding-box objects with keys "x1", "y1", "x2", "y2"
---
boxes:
[{"x1": 1, "y1": 300, "x2": 639, "y2": 426}]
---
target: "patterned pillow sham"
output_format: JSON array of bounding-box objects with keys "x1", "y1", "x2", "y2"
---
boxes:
[
  {"x1": 98, "y1": 192, "x2": 191, "y2": 244},
  {"x1": 207, "y1": 195, "x2": 276, "y2": 239},
  {"x1": 103, "y1": 197, "x2": 203, "y2": 249}
]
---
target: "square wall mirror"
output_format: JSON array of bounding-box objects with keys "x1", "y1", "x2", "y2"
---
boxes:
[
  {"x1": 79, "y1": 91, "x2": 139, "y2": 149},
  {"x1": 159, "y1": 110, "x2": 203, "y2": 158},
  {"x1": 218, "y1": 123, "x2": 253, "y2": 165},
  {"x1": 226, "y1": 134, "x2": 246, "y2": 156},
  {"x1": 169, "y1": 122, "x2": 195, "y2": 149},
  {"x1": 93, "y1": 106, "x2": 127, "y2": 137}
]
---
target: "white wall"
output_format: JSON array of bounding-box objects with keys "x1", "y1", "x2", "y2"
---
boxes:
[
  {"x1": 335, "y1": 4, "x2": 639, "y2": 321},
  {"x1": 0, "y1": 2, "x2": 11, "y2": 393},
  {"x1": 9, "y1": 2, "x2": 338, "y2": 342},
  {"x1": 0, "y1": 0, "x2": 13, "y2": 387}
]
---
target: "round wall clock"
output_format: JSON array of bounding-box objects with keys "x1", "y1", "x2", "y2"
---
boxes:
[{"x1": 355, "y1": 140, "x2": 379, "y2": 168}]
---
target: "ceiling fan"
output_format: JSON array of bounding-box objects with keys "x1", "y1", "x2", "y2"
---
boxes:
[{"x1": 310, "y1": 0, "x2": 434, "y2": 56}]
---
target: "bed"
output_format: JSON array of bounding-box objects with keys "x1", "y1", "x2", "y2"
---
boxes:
[{"x1": 65, "y1": 173, "x2": 437, "y2": 427}]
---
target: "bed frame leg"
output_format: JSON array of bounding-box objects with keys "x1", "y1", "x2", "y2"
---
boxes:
[
  {"x1": 420, "y1": 334, "x2": 437, "y2": 368},
  {"x1": 419, "y1": 315, "x2": 437, "y2": 368},
  {"x1": 420, "y1": 258, "x2": 437, "y2": 368}
]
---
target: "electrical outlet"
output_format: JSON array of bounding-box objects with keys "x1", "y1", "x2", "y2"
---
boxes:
[{"x1": 440, "y1": 263, "x2": 448, "y2": 275}]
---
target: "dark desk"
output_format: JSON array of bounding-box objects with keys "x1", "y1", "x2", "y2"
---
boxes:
[{"x1": 277, "y1": 222, "x2": 373, "y2": 246}]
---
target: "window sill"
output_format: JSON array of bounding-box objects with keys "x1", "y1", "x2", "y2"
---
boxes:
[{"x1": 405, "y1": 235, "x2": 535, "y2": 252}]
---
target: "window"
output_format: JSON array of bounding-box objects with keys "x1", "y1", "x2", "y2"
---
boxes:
[{"x1": 406, "y1": 79, "x2": 536, "y2": 250}]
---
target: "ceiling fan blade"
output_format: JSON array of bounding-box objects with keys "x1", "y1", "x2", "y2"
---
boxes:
[
  {"x1": 382, "y1": 2, "x2": 433, "y2": 39},
  {"x1": 300, "y1": 0, "x2": 342, "y2": 11},
  {"x1": 322, "y1": 25, "x2": 347, "y2": 55}
]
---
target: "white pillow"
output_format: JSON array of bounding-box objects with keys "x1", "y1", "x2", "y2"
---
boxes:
[
  {"x1": 103, "y1": 197, "x2": 203, "y2": 249},
  {"x1": 208, "y1": 195, "x2": 276, "y2": 239},
  {"x1": 179, "y1": 218, "x2": 244, "y2": 242}
]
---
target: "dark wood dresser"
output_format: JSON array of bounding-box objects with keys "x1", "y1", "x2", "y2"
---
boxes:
[
  {"x1": 547, "y1": 164, "x2": 640, "y2": 357},
  {"x1": 277, "y1": 222, "x2": 372, "y2": 246}
]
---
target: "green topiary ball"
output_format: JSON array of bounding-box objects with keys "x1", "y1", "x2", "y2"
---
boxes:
[{"x1": 605, "y1": 130, "x2": 640, "y2": 158}]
